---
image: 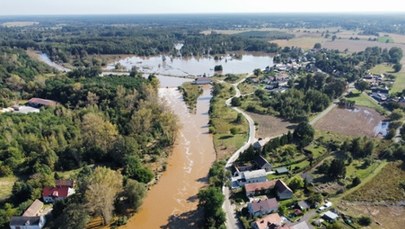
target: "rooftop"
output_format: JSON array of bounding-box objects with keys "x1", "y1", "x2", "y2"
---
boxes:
[
  {"x1": 10, "y1": 216, "x2": 42, "y2": 226},
  {"x1": 22, "y1": 199, "x2": 44, "y2": 217},
  {"x1": 291, "y1": 221, "x2": 310, "y2": 229},
  {"x1": 42, "y1": 186, "x2": 70, "y2": 198},
  {"x1": 243, "y1": 169, "x2": 267, "y2": 180},
  {"x1": 275, "y1": 180, "x2": 293, "y2": 193},
  {"x1": 28, "y1": 98, "x2": 58, "y2": 107},
  {"x1": 245, "y1": 180, "x2": 276, "y2": 193},
  {"x1": 253, "y1": 213, "x2": 283, "y2": 229},
  {"x1": 249, "y1": 198, "x2": 279, "y2": 213}
]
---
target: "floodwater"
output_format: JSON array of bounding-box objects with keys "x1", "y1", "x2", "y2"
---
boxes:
[
  {"x1": 37, "y1": 53, "x2": 71, "y2": 72},
  {"x1": 106, "y1": 54, "x2": 273, "y2": 77},
  {"x1": 122, "y1": 86, "x2": 216, "y2": 228}
]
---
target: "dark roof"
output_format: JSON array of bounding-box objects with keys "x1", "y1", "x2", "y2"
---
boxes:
[
  {"x1": 10, "y1": 216, "x2": 41, "y2": 226},
  {"x1": 276, "y1": 180, "x2": 293, "y2": 193},
  {"x1": 55, "y1": 179, "x2": 74, "y2": 188},
  {"x1": 22, "y1": 199, "x2": 43, "y2": 217},
  {"x1": 42, "y1": 186, "x2": 69, "y2": 198},
  {"x1": 28, "y1": 98, "x2": 57, "y2": 107},
  {"x1": 250, "y1": 198, "x2": 279, "y2": 213},
  {"x1": 253, "y1": 155, "x2": 271, "y2": 168}
]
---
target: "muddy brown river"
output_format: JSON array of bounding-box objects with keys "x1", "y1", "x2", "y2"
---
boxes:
[{"x1": 122, "y1": 86, "x2": 216, "y2": 229}]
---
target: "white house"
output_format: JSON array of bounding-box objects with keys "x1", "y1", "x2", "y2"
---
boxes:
[
  {"x1": 239, "y1": 169, "x2": 267, "y2": 186},
  {"x1": 10, "y1": 216, "x2": 46, "y2": 229}
]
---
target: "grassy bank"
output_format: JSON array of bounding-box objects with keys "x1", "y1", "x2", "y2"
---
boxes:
[
  {"x1": 210, "y1": 83, "x2": 249, "y2": 159},
  {"x1": 178, "y1": 82, "x2": 203, "y2": 113},
  {"x1": 345, "y1": 90, "x2": 386, "y2": 114}
]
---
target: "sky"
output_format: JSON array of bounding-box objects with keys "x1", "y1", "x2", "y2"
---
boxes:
[{"x1": 0, "y1": 0, "x2": 404, "y2": 15}]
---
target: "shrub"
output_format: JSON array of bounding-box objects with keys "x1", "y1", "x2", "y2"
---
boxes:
[{"x1": 358, "y1": 216, "x2": 372, "y2": 226}]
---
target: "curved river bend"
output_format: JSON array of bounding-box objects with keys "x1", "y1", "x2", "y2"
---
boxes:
[{"x1": 122, "y1": 86, "x2": 216, "y2": 228}]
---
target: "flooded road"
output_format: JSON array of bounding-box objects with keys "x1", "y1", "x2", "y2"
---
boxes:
[{"x1": 122, "y1": 86, "x2": 216, "y2": 228}]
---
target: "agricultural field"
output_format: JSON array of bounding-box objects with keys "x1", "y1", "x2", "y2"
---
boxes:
[
  {"x1": 391, "y1": 72, "x2": 405, "y2": 94},
  {"x1": 313, "y1": 106, "x2": 386, "y2": 137},
  {"x1": 369, "y1": 64, "x2": 394, "y2": 75},
  {"x1": 246, "y1": 111, "x2": 296, "y2": 139},
  {"x1": 377, "y1": 36, "x2": 394, "y2": 43},
  {"x1": 272, "y1": 37, "x2": 326, "y2": 50},
  {"x1": 345, "y1": 162, "x2": 405, "y2": 202}
]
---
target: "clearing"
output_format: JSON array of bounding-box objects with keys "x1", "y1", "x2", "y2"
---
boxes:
[
  {"x1": 345, "y1": 91, "x2": 386, "y2": 114},
  {"x1": 345, "y1": 162, "x2": 405, "y2": 202},
  {"x1": 246, "y1": 112, "x2": 296, "y2": 139},
  {"x1": 0, "y1": 176, "x2": 17, "y2": 201},
  {"x1": 313, "y1": 106, "x2": 386, "y2": 137}
]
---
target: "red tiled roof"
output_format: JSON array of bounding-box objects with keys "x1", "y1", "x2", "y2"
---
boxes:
[
  {"x1": 245, "y1": 180, "x2": 276, "y2": 193},
  {"x1": 42, "y1": 186, "x2": 69, "y2": 198},
  {"x1": 253, "y1": 213, "x2": 283, "y2": 229},
  {"x1": 28, "y1": 98, "x2": 57, "y2": 107}
]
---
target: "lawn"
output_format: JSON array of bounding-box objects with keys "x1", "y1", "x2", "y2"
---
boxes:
[
  {"x1": 344, "y1": 162, "x2": 404, "y2": 202},
  {"x1": 0, "y1": 176, "x2": 17, "y2": 201},
  {"x1": 369, "y1": 64, "x2": 394, "y2": 75},
  {"x1": 305, "y1": 143, "x2": 328, "y2": 159},
  {"x1": 345, "y1": 91, "x2": 386, "y2": 114},
  {"x1": 391, "y1": 72, "x2": 405, "y2": 94},
  {"x1": 211, "y1": 83, "x2": 249, "y2": 159},
  {"x1": 345, "y1": 160, "x2": 382, "y2": 180},
  {"x1": 377, "y1": 36, "x2": 394, "y2": 43}
]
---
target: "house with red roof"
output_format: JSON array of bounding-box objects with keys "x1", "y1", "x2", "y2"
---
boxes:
[
  {"x1": 252, "y1": 213, "x2": 284, "y2": 229},
  {"x1": 42, "y1": 181, "x2": 75, "y2": 203},
  {"x1": 245, "y1": 180, "x2": 277, "y2": 198},
  {"x1": 27, "y1": 98, "x2": 58, "y2": 108}
]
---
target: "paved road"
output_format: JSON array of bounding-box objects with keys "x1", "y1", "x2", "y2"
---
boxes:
[{"x1": 223, "y1": 75, "x2": 256, "y2": 229}]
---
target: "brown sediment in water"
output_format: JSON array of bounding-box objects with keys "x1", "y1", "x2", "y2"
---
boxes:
[{"x1": 121, "y1": 86, "x2": 216, "y2": 229}]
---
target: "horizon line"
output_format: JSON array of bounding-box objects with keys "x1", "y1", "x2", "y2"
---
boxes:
[{"x1": 1, "y1": 11, "x2": 405, "y2": 17}]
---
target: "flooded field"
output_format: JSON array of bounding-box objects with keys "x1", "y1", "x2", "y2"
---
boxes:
[
  {"x1": 106, "y1": 54, "x2": 273, "y2": 77},
  {"x1": 122, "y1": 86, "x2": 216, "y2": 228},
  {"x1": 314, "y1": 106, "x2": 387, "y2": 137}
]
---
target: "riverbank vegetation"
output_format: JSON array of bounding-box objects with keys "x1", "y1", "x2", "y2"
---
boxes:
[
  {"x1": 0, "y1": 49, "x2": 178, "y2": 227},
  {"x1": 178, "y1": 82, "x2": 203, "y2": 113},
  {"x1": 209, "y1": 83, "x2": 249, "y2": 159}
]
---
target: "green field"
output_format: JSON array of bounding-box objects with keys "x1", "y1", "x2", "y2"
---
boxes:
[
  {"x1": 0, "y1": 176, "x2": 17, "y2": 201},
  {"x1": 391, "y1": 72, "x2": 405, "y2": 94},
  {"x1": 377, "y1": 36, "x2": 394, "y2": 43},
  {"x1": 369, "y1": 64, "x2": 394, "y2": 75},
  {"x1": 211, "y1": 83, "x2": 249, "y2": 159},
  {"x1": 345, "y1": 91, "x2": 386, "y2": 114}
]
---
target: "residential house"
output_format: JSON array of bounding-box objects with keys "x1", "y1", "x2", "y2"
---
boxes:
[
  {"x1": 9, "y1": 216, "x2": 46, "y2": 229},
  {"x1": 290, "y1": 221, "x2": 310, "y2": 229},
  {"x1": 27, "y1": 98, "x2": 58, "y2": 108},
  {"x1": 253, "y1": 139, "x2": 269, "y2": 151},
  {"x1": 248, "y1": 198, "x2": 279, "y2": 217},
  {"x1": 239, "y1": 169, "x2": 268, "y2": 185},
  {"x1": 233, "y1": 163, "x2": 255, "y2": 177},
  {"x1": 193, "y1": 77, "x2": 212, "y2": 85},
  {"x1": 245, "y1": 180, "x2": 277, "y2": 197},
  {"x1": 275, "y1": 180, "x2": 293, "y2": 200},
  {"x1": 22, "y1": 199, "x2": 44, "y2": 217},
  {"x1": 42, "y1": 186, "x2": 75, "y2": 203},
  {"x1": 252, "y1": 213, "x2": 283, "y2": 229},
  {"x1": 322, "y1": 211, "x2": 339, "y2": 222},
  {"x1": 253, "y1": 155, "x2": 272, "y2": 172}
]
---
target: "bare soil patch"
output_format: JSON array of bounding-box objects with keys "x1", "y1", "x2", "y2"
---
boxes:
[
  {"x1": 313, "y1": 106, "x2": 385, "y2": 137},
  {"x1": 246, "y1": 112, "x2": 296, "y2": 139}
]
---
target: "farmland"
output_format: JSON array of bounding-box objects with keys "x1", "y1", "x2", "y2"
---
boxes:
[
  {"x1": 313, "y1": 106, "x2": 386, "y2": 137},
  {"x1": 246, "y1": 111, "x2": 296, "y2": 139}
]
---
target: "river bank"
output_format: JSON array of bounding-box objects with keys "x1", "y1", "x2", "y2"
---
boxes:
[{"x1": 122, "y1": 86, "x2": 216, "y2": 228}]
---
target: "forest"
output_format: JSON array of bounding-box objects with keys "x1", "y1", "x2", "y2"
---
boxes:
[{"x1": 0, "y1": 47, "x2": 178, "y2": 228}]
